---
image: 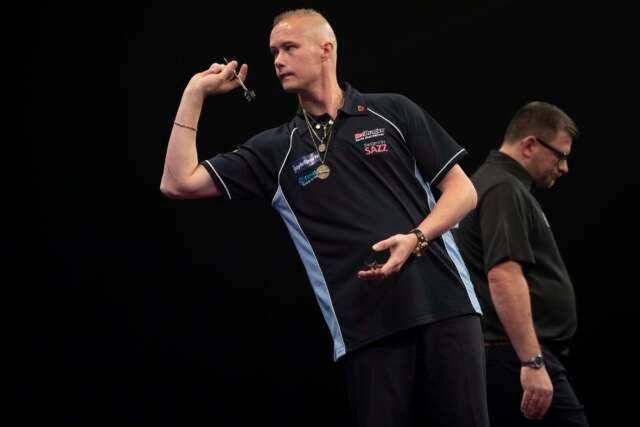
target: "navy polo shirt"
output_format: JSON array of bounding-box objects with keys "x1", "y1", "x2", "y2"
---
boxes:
[{"x1": 203, "y1": 83, "x2": 481, "y2": 360}]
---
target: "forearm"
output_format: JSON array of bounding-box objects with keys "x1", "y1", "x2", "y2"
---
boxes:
[
  {"x1": 161, "y1": 85, "x2": 205, "y2": 191},
  {"x1": 488, "y1": 262, "x2": 541, "y2": 360}
]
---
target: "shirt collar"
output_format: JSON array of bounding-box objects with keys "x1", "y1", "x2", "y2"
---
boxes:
[
  {"x1": 486, "y1": 150, "x2": 535, "y2": 192},
  {"x1": 293, "y1": 82, "x2": 368, "y2": 137}
]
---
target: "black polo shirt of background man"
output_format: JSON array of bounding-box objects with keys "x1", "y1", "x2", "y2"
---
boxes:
[{"x1": 454, "y1": 150, "x2": 577, "y2": 356}]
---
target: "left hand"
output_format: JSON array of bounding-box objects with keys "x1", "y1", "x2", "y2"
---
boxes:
[
  {"x1": 520, "y1": 366, "x2": 554, "y2": 420},
  {"x1": 357, "y1": 234, "x2": 417, "y2": 280}
]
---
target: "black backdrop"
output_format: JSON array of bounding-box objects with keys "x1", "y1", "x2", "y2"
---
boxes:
[{"x1": 19, "y1": 1, "x2": 628, "y2": 425}]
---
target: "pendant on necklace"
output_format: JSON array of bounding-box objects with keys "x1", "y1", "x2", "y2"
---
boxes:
[
  {"x1": 317, "y1": 164, "x2": 331, "y2": 179},
  {"x1": 318, "y1": 143, "x2": 326, "y2": 153}
]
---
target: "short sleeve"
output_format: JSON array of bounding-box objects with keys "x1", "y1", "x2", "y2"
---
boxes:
[
  {"x1": 478, "y1": 182, "x2": 536, "y2": 272},
  {"x1": 201, "y1": 132, "x2": 280, "y2": 202},
  {"x1": 399, "y1": 96, "x2": 467, "y2": 187}
]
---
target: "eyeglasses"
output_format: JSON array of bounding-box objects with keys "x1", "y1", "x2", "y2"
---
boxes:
[{"x1": 535, "y1": 137, "x2": 569, "y2": 162}]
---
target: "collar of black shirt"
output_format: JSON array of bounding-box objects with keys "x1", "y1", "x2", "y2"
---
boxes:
[{"x1": 486, "y1": 150, "x2": 535, "y2": 192}]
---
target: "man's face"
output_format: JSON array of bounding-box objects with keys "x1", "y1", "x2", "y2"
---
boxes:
[
  {"x1": 269, "y1": 18, "x2": 324, "y2": 93},
  {"x1": 530, "y1": 131, "x2": 572, "y2": 189}
]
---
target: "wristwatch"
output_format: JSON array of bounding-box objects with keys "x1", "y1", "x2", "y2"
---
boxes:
[{"x1": 521, "y1": 354, "x2": 546, "y2": 369}]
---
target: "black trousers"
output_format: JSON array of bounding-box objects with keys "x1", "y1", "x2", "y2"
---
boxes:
[
  {"x1": 485, "y1": 344, "x2": 589, "y2": 426},
  {"x1": 340, "y1": 314, "x2": 489, "y2": 427}
]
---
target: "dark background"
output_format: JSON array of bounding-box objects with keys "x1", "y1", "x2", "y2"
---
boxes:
[{"x1": 18, "y1": 1, "x2": 628, "y2": 425}]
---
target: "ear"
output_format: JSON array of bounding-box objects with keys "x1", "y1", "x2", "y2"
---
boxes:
[
  {"x1": 321, "y1": 41, "x2": 334, "y2": 61},
  {"x1": 520, "y1": 135, "x2": 537, "y2": 159}
]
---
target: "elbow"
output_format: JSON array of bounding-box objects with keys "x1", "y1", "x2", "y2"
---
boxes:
[
  {"x1": 442, "y1": 165, "x2": 477, "y2": 213},
  {"x1": 457, "y1": 173, "x2": 477, "y2": 213},
  {"x1": 468, "y1": 181, "x2": 478, "y2": 211},
  {"x1": 160, "y1": 184, "x2": 179, "y2": 199},
  {"x1": 160, "y1": 179, "x2": 205, "y2": 200},
  {"x1": 160, "y1": 179, "x2": 185, "y2": 199}
]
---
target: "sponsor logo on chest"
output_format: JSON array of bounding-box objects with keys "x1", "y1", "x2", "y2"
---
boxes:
[
  {"x1": 291, "y1": 151, "x2": 322, "y2": 186},
  {"x1": 354, "y1": 127, "x2": 385, "y2": 142},
  {"x1": 291, "y1": 151, "x2": 321, "y2": 174},
  {"x1": 362, "y1": 139, "x2": 389, "y2": 155},
  {"x1": 297, "y1": 168, "x2": 318, "y2": 186},
  {"x1": 354, "y1": 128, "x2": 389, "y2": 156}
]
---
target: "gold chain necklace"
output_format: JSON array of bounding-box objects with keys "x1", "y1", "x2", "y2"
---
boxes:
[
  {"x1": 299, "y1": 91, "x2": 343, "y2": 180},
  {"x1": 302, "y1": 108, "x2": 335, "y2": 180},
  {"x1": 305, "y1": 113, "x2": 331, "y2": 145}
]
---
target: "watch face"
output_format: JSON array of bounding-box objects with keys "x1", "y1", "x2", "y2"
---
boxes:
[{"x1": 523, "y1": 355, "x2": 545, "y2": 368}]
